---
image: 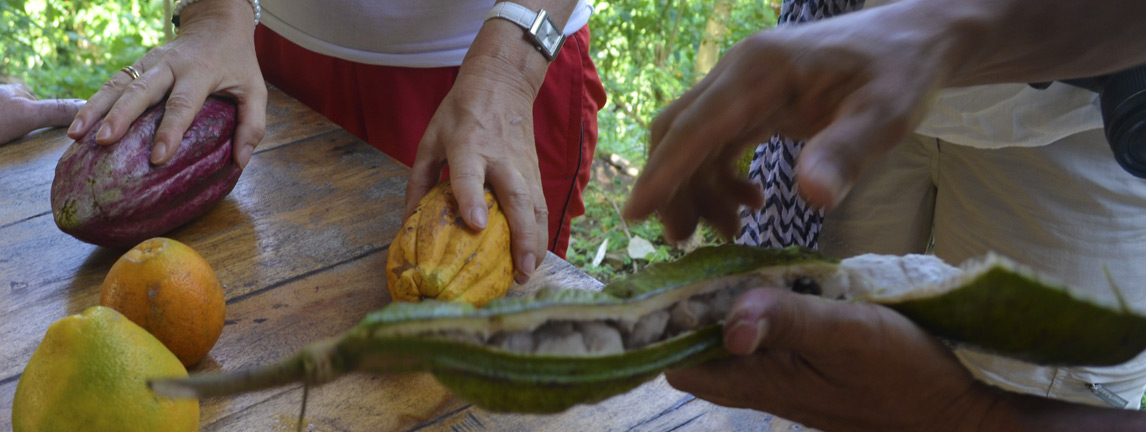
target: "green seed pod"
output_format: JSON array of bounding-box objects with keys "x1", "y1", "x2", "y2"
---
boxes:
[{"x1": 150, "y1": 245, "x2": 1146, "y2": 414}]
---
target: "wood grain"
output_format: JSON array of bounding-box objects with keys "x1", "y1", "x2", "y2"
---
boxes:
[
  {"x1": 0, "y1": 88, "x2": 813, "y2": 432},
  {"x1": 0, "y1": 127, "x2": 407, "y2": 382}
]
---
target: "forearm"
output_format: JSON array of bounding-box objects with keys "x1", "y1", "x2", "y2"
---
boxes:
[
  {"x1": 977, "y1": 389, "x2": 1146, "y2": 432},
  {"x1": 892, "y1": 0, "x2": 1146, "y2": 86},
  {"x1": 462, "y1": 0, "x2": 579, "y2": 96}
]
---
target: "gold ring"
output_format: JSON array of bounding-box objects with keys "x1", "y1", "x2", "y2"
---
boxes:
[{"x1": 121, "y1": 65, "x2": 141, "y2": 80}]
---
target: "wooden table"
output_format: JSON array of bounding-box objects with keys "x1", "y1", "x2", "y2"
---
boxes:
[{"x1": 0, "y1": 88, "x2": 807, "y2": 431}]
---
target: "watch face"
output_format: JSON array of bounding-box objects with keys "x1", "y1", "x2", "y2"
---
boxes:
[
  {"x1": 536, "y1": 19, "x2": 562, "y2": 51},
  {"x1": 530, "y1": 12, "x2": 565, "y2": 60}
]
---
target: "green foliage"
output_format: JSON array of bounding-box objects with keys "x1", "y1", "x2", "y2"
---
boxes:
[
  {"x1": 587, "y1": 0, "x2": 776, "y2": 164},
  {"x1": 0, "y1": 0, "x2": 165, "y2": 98},
  {"x1": 566, "y1": 179, "x2": 722, "y2": 283},
  {"x1": 573, "y1": 0, "x2": 777, "y2": 280}
]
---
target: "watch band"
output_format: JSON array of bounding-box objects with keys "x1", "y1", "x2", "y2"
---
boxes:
[
  {"x1": 485, "y1": 2, "x2": 566, "y2": 61},
  {"x1": 486, "y1": 2, "x2": 540, "y2": 30}
]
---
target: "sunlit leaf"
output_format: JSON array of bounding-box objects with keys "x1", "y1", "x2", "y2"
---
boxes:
[
  {"x1": 627, "y1": 236, "x2": 656, "y2": 261},
  {"x1": 592, "y1": 238, "x2": 609, "y2": 268}
]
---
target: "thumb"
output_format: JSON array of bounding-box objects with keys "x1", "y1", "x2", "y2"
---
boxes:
[
  {"x1": 28, "y1": 98, "x2": 85, "y2": 128},
  {"x1": 723, "y1": 288, "x2": 872, "y2": 356}
]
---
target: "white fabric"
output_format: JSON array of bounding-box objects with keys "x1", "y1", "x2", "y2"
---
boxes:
[
  {"x1": 258, "y1": 0, "x2": 592, "y2": 68},
  {"x1": 863, "y1": 0, "x2": 1103, "y2": 149},
  {"x1": 916, "y1": 83, "x2": 1103, "y2": 149}
]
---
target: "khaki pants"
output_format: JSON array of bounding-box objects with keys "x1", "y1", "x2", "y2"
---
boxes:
[{"x1": 820, "y1": 129, "x2": 1146, "y2": 408}]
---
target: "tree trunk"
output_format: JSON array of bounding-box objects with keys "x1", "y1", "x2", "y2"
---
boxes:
[
  {"x1": 164, "y1": 0, "x2": 175, "y2": 43},
  {"x1": 694, "y1": 0, "x2": 733, "y2": 83},
  {"x1": 655, "y1": 0, "x2": 688, "y2": 69}
]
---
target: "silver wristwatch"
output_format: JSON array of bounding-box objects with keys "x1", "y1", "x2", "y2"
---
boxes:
[{"x1": 485, "y1": 2, "x2": 566, "y2": 61}]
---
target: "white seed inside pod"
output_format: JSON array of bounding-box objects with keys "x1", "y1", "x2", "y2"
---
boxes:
[{"x1": 578, "y1": 322, "x2": 625, "y2": 355}]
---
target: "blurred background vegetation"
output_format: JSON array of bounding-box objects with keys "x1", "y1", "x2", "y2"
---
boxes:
[
  {"x1": 0, "y1": 0, "x2": 166, "y2": 96},
  {"x1": 1, "y1": 0, "x2": 778, "y2": 282},
  {"x1": 570, "y1": 0, "x2": 777, "y2": 281}
]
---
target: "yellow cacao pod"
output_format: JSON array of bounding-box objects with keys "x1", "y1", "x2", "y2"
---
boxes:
[{"x1": 386, "y1": 181, "x2": 514, "y2": 306}]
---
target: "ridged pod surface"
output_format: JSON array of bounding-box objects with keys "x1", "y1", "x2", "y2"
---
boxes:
[
  {"x1": 387, "y1": 181, "x2": 514, "y2": 306},
  {"x1": 51, "y1": 97, "x2": 241, "y2": 249},
  {"x1": 151, "y1": 245, "x2": 1146, "y2": 414}
]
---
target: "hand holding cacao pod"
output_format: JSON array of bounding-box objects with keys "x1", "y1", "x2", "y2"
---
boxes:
[
  {"x1": 66, "y1": 0, "x2": 266, "y2": 169},
  {"x1": 387, "y1": 181, "x2": 515, "y2": 306},
  {"x1": 51, "y1": 97, "x2": 242, "y2": 249}
]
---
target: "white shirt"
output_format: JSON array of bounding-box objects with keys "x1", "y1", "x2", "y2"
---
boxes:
[
  {"x1": 259, "y1": 1, "x2": 593, "y2": 68},
  {"x1": 864, "y1": 0, "x2": 1103, "y2": 148},
  {"x1": 916, "y1": 83, "x2": 1102, "y2": 148}
]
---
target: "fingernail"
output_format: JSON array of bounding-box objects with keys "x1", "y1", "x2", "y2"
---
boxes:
[
  {"x1": 518, "y1": 253, "x2": 536, "y2": 277},
  {"x1": 468, "y1": 207, "x2": 487, "y2": 229},
  {"x1": 95, "y1": 124, "x2": 112, "y2": 142},
  {"x1": 67, "y1": 119, "x2": 84, "y2": 136},
  {"x1": 821, "y1": 169, "x2": 850, "y2": 209},
  {"x1": 150, "y1": 142, "x2": 167, "y2": 164},
  {"x1": 724, "y1": 317, "x2": 768, "y2": 355},
  {"x1": 237, "y1": 144, "x2": 254, "y2": 169},
  {"x1": 805, "y1": 155, "x2": 851, "y2": 210}
]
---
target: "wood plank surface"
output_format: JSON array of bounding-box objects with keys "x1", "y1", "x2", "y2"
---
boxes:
[{"x1": 0, "y1": 88, "x2": 812, "y2": 432}]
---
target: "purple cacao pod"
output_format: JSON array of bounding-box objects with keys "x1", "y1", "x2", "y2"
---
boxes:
[{"x1": 51, "y1": 97, "x2": 242, "y2": 249}]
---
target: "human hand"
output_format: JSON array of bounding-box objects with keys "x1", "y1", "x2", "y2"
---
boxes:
[
  {"x1": 405, "y1": 56, "x2": 548, "y2": 283},
  {"x1": 66, "y1": 0, "x2": 266, "y2": 169},
  {"x1": 665, "y1": 288, "x2": 998, "y2": 432},
  {"x1": 622, "y1": 3, "x2": 970, "y2": 242},
  {"x1": 0, "y1": 83, "x2": 84, "y2": 145}
]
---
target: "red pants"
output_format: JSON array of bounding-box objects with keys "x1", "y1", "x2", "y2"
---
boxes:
[{"x1": 254, "y1": 25, "x2": 605, "y2": 258}]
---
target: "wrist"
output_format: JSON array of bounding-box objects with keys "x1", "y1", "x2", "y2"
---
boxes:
[
  {"x1": 962, "y1": 384, "x2": 1016, "y2": 432},
  {"x1": 878, "y1": 0, "x2": 993, "y2": 88},
  {"x1": 177, "y1": 0, "x2": 258, "y2": 35},
  {"x1": 462, "y1": 20, "x2": 551, "y2": 98},
  {"x1": 931, "y1": 382, "x2": 1010, "y2": 432},
  {"x1": 895, "y1": 0, "x2": 1021, "y2": 87}
]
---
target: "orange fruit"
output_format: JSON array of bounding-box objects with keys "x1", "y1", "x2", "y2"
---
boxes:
[{"x1": 99, "y1": 237, "x2": 225, "y2": 367}]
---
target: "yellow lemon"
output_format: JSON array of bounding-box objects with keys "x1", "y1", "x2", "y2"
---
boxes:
[{"x1": 12, "y1": 306, "x2": 199, "y2": 432}]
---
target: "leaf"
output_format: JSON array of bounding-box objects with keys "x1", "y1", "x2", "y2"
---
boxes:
[
  {"x1": 591, "y1": 238, "x2": 609, "y2": 268},
  {"x1": 626, "y1": 236, "x2": 656, "y2": 261}
]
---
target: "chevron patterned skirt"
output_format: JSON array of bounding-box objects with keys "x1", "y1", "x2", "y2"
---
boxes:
[{"x1": 735, "y1": 0, "x2": 864, "y2": 249}]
